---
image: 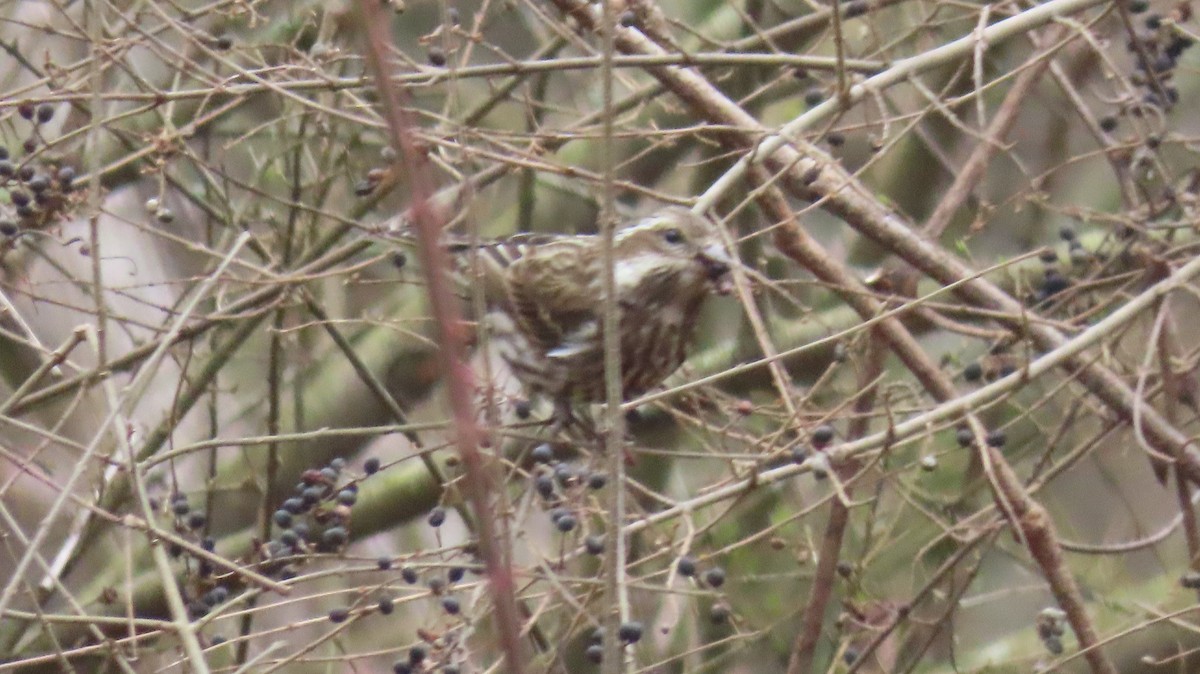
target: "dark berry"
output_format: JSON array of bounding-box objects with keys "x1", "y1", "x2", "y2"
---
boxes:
[
  {"x1": 17, "y1": 165, "x2": 33, "y2": 182},
  {"x1": 1099, "y1": 116, "x2": 1118, "y2": 132},
  {"x1": 446, "y1": 7, "x2": 460, "y2": 24},
  {"x1": 401, "y1": 566, "x2": 419, "y2": 584},
  {"x1": 322, "y1": 525, "x2": 348, "y2": 548},
  {"x1": 0, "y1": 147, "x2": 9, "y2": 160},
  {"x1": 677, "y1": 556, "x2": 697, "y2": 577},
  {"x1": 585, "y1": 644, "x2": 604, "y2": 663},
  {"x1": 617, "y1": 620, "x2": 643, "y2": 644},
  {"x1": 618, "y1": 10, "x2": 637, "y2": 26},
  {"x1": 187, "y1": 512, "x2": 206, "y2": 529},
  {"x1": 553, "y1": 462, "x2": 575, "y2": 486},
  {"x1": 587, "y1": 472, "x2": 607, "y2": 490},
  {"x1": 704, "y1": 567, "x2": 726, "y2": 588},
  {"x1": 963, "y1": 362, "x2": 983, "y2": 382},
  {"x1": 803, "y1": 87, "x2": 824, "y2": 107},
  {"x1": 555, "y1": 514, "x2": 577, "y2": 532},
  {"x1": 27, "y1": 175, "x2": 47, "y2": 193},
  {"x1": 214, "y1": 34, "x2": 233, "y2": 50},
  {"x1": 393, "y1": 661, "x2": 413, "y2": 674},
  {"x1": 409, "y1": 645, "x2": 427, "y2": 664},
  {"x1": 986, "y1": 430, "x2": 1007, "y2": 447},
  {"x1": 328, "y1": 607, "x2": 350, "y2": 623},
  {"x1": 0, "y1": 160, "x2": 13, "y2": 177},
  {"x1": 710, "y1": 602, "x2": 731, "y2": 624},
  {"x1": 292, "y1": 523, "x2": 310, "y2": 540},
  {"x1": 337, "y1": 489, "x2": 357, "y2": 506},
  {"x1": 1145, "y1": 13, "x2": 1162, "y2": 29},
  {"x1": 1042, "y1": 271, "x2": 1070, "y2": 296},
  {"x1": 441, "y1": 596, "x2": 461, "y2": 614},
  {"x1": 585, "y1": 535, "x2": 605, "y2": 555},
  {"x1": 844, "y1": 647, "x2": 860, "y2": 664},
  {"x1": 428, "y1": 506, "x2": 447, "y2": 527},
  {"x1": 21, "y1": 139, "x2": 35, "y2": 155},
  {"x1": 377, "y1": 556, "x2": 393, "y2": 570},
  {"x1": 1181, "y1": 571, "x2": 1200, "y2": 588},
  {"x1": 956, "y1": 427, "x2": 973, "y2": 447},
  {"x1": 35, "y1": 104, "x2": 54, "y2": 124},
  {"x1": 320, "y1": 466, "x2": 338, "y2": 481},
  {"x1": 279, "y1": 529, "x2": 299, "y2": 547},
  {"x1": 1128, "y1": 0, "x2": 1149, "y2": 11},
  {"x1": 836, "y1": 561, "x2": 853, "y2": 577},
  {"x1": 514, "y1": 399, "x2": 532, "y2": 419},
  {"x1": 10, "y1": 190, "x2": 29, "y2": 207},
  {"x1": 1058, "y1": 226, "x2": 1076, "y2": 241},
  {"x1": 535, "y1": 475, "x2": 555, "y2": 499},
  {"x1": 531, "y1": 443, "x2": 554, "y2": 463},
  {"x1": 273, "y1": 510, "x2": 293, "y2": 528},
  {"x1": 427, "y1": 46, "x2": 447, "y2": 66},
  {"x1": 428, "y1": 577, "x2": 446, "y2": 594},
  {"x1": 790, "y1": 447, "x2": 809, "y2": 463},
  {"x1": 17, "y1": 103, "x2": 33, "y2": 120},
  {"x1": 391, "y1": 251, "x2": 407, "y2": 269},
  {"x1": 282, "y1": 497, "x2": 305, "y2": 514},
  {"x1": 826, "y1": 132, "x2": 845, "y2": 147},
  {"x1": 171, "y1": 498, "x2": 190, "y2": 516},
  {"x1": 811, "y1": 424, "x2": 835, "y2": 447},
  {"x1": 201, "y1": 537, "x2": 216, "y2": 552},
  {"x1": 378, "y1": 596, "x2": 394, "y2": 614},
  {"x1": 364, "y1": 457, "x2": 381, "y2": 474},
  {"x1": 205, "y1": 586, "x2": 228, "y2": 606},
  {"x1": 448, "y1": 566, "x2": 465, "y2": 583}
]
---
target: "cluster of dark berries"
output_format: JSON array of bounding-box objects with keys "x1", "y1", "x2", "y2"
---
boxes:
[
  {"x1": 258, "y1": 457, "x2": 363, "y2": 580},
  {"x1": 187, "y1": 582, "x2": 233, "y2": 621},
  {"x1": 161, "y1": 493, "x2": 235, "y2": 620},
  {"x1": 1027, "y1": 226, "x2": 1092, "y2": 306},
  {"x1": 584, "y1": 621, "x2": 645, "y2": 664},
  {"x1": 1035, "y1": 607, "x2": 1068, "y2": 656},
  {"x1": 676, "y1": 555, "x2": 727, "y2": 589},
  {"x1": 0, "y1": 120, "x2": 78, "y2": 239},
  {"x1": 528, "y1": 444, "x2": 607, "y2": 522},
  {"x1": 1123, "y1": 0, "x2": 1192, "y2": 113},
  {"x1": 952, "y1": 425, "x2": 1006, "y2": 449}
]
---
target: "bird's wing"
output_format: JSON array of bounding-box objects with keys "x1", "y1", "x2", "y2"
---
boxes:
[
  {"x1": 504, "y1": 239, "x2": 600, "y2": 351},
  {"x1": 444, "y1": 233, "x2": 565, "y2": 307}
]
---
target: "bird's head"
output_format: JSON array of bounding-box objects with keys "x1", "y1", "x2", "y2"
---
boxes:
[{"x1": 614, "y1": 207, "x2": 735, "y2": 298}]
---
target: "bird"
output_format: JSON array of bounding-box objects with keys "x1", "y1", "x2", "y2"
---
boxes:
[{"x1": 450, "y1": 206, "x2": 734, "y2": 419}]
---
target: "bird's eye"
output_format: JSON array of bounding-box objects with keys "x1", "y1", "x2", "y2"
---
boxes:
[{"x1": 663, "y1": 228, "x2": 684, "y2": 244}]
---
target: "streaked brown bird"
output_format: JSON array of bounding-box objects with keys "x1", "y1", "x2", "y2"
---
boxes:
[{"x1": 453, "y1": 207, "x2": 734, "y2": 417}]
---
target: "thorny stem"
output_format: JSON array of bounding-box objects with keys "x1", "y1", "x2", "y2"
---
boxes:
[{"x1": 355, "y1": 3, "x2": 527, "y2": 673}]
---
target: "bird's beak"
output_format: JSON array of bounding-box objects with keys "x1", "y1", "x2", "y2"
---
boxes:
[{"x1": 697, "y1": 243, "x2": 734, "y2": 295}]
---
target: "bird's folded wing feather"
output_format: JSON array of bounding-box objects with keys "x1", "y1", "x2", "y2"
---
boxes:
[{"x1": 505, "y1": 240, "x2": 601, "y2": 352}]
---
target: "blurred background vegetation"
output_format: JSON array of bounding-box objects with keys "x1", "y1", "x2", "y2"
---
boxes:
[{"x1": 0, "y1": 0, "x2": 1199, "y2": 671}]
